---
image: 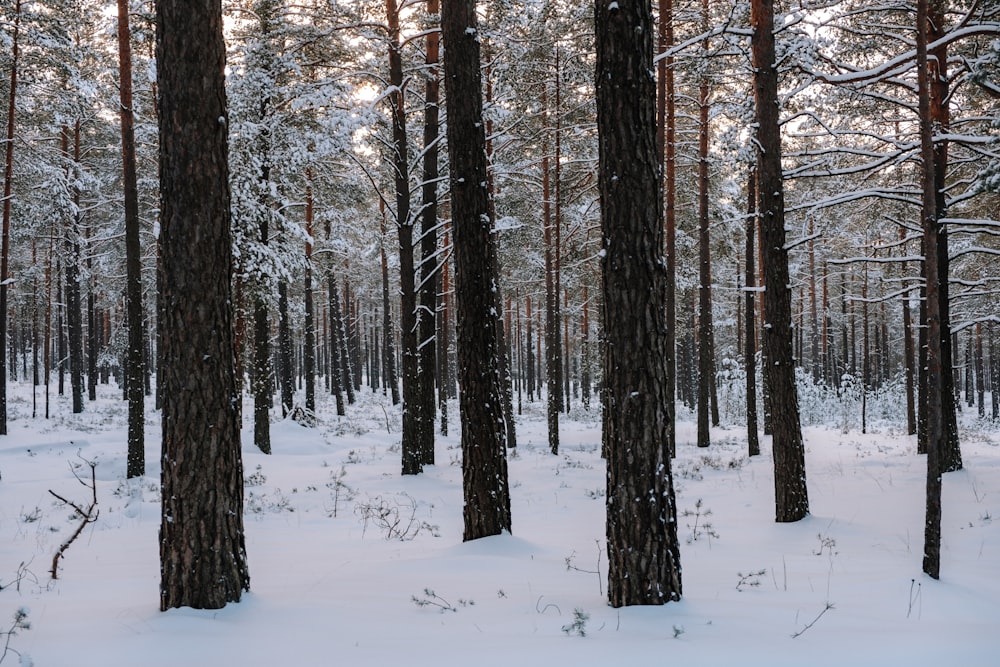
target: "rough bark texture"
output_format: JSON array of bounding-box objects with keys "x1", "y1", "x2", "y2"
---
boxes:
[
  {"x1": 441, "y1": 0, "x2": 512, "y2": 541},
  {"x1": 751, "y1": 0, "x2": 809, "y2": 522},
  {"x1": 597, "y1": 0, "x2": 682, "y2": 607},
  {"x1": 118, "y1": 0, "x2": 146, "y2": 475},
  {"x1": 696, "y1": 6, "x2": 714, "y2": 448},
  {"x1": 157, "y1": 0, "x2": 250, "y2": 610}
]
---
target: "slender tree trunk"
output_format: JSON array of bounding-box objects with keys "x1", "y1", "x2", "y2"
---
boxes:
[
  {"x1": 157, "y1": 0, "x2": 250, "y2": 609},
  {"x1": 542, "y1": 86, "x2": 560, "y2": 455},
  {"x1": 118, "y1": 0, "x2": 146, "y2": 475},
  {"x1": 696, "y1": 2, "x2": 714, "y2": 448},
  {"x1": 277, "y1": 281, "x2": 294, "y2": 416},
  {"x1": 751, "y1": 0, "x2": 809, "y2": 522},
  {"x1": 598, "y1": 0, "x2": 681, "y2": 607},
  {"x1": 380, "y1": 213, "x2": 400, "y2": 405},
  {"x1": 437, "y1": 226, "x2": 451, "y2": 435},
  {"x1": 976, "y1": 322, "x2": 985, "y2": 417},
  {"x1": 441, "y1": 0, "x2": 512, "y2": 541},
  {"x1": 66, "y1": 123, "x2": 85, "y2": 415},
  {"x1": 328, "y1": 273, "x2": 346, "y2": 416},
  {"x1": 745, "y1": 169, "x2": 760, "y2": 456},
  {"x1": 658, "y1": 0, "x2": 677, "y2": 459},
  {"x1": 917, "y1": 0, "x2": 943, "y2": 580},
  {"x1": 901, "y1": 226, "x2": 917, "y2": 435},
  {"x1": 0, "y1": 0, "x2": 21, "y2": 436},
  {"x1": 928, "y1": 0, "x2": 961, "y2": 472},
  {"x1": 387, "y1": 0, "x2": 422, "y2": 475},
  {"x1": 418, "y1": 0, "x2": 441, "y2": 465},
  {"x1": 303, "y1": 172, "x2": 316, "y2": 419}
]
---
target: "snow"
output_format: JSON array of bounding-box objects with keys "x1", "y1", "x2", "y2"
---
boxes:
[{"x1": 1, "y1": 382, "x2": 998, "y2": 666}]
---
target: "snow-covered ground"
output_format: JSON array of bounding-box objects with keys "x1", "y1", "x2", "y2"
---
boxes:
[{"x1": 1, "y1": 381, "x2": 997, "y2": 666}]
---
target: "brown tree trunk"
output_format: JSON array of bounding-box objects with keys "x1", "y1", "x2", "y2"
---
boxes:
[
  {"x1": 277, "y1": 280, "x2": 294, "y2": 415},
  {"x1": 328, "y1": 273, "x2": 346, "y2": 416},
  {"x1": 598, "y1": 0, "x2": 681, "y2": 607},
  {"x1": 751, "y1": 0, "x2": 809, "y2": 522},
  {"x1": 418, "y1": 0, "x2": 441, "y2": 464},
  {"x1": 157, "y1": 0, "x2": 250, "y2": 609},
  {"x1": 542, "y1": 85, "x2": 561, "y2": 455},
  {"x1": 696, "y1": 0, "x2": 714, "y2": 447},
  {"x1": 745, "y1": 169, "x2": 760, "y2": 457},
  {"x1": 442, "y1": 0, "x2": 512, "y2": 540},
  {"x1": 0, "y1": 0, "x2": 20, "y2": 436},
  {"x1": 386, "y1": 0, "x2": 422, "y2": 476},
  {"x1": 380, "y1": 209, "x2": 400, "y2": 405},
  {"x1": 901, "y1": 226, "x2": 917, "y2": 435},
  {"x1": 118, "y1": 0, "x2": 146, "y2": 474},
  {"x1": 303, "y1": 172, "x2": 316, "y2": 418},
  {"x1": 917, "y1": 0, "x2": 943, "y2": 580},
  {"x1": 658, "y1": 0, "x2": 677, "y2": 459}
]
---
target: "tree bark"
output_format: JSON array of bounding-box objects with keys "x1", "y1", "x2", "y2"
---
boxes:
[
  {"x1": 118, "y1": 0, "x2": 146, "y2": 475},
  {"x1": 277, "y1": 281, "x2": 294, "y2": 416},
  {"x1": 917, "y1": 0, "x2": 943, "y2": 580},
  {"x1": 66, "y1": 123, "x2": 85, "y2": 416},
  {"x1": 745, "y1": 169, "x2": 760, "y2": 457},
  {"x1": 0, "y1": 0, "x2": 20, "y2": 436},
  {"x1": 597, "y1": 0, "x2": 681, "y2": 607},
  {"x1": 441, "y1": 0, "x2": 512, "y2": 541},
  {"x1": 328, "y1": 273, "x2": 346, "y2": 416},
  {"x1": 696, "y1": 0, "x2": 714, "y2": 448},
  {"x1": 157, "y1": 0, "x2": 250, "y2": 609},
  {"x1": 751, "y1": 0, "x2": 809, "y2": 522},
  {"x1": 418, "y1": 0, "x2": 441, "y2": 464}
]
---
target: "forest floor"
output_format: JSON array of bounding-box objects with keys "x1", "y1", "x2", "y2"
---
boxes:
[{"x1": 1, "y1": 381, "x2": 998, "y2": 666}]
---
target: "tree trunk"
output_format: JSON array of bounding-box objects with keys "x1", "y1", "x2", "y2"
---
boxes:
[
  {"x1": 387, "y1": 0, "x2": 422, "y2": 476},
  {"x1": 66, "y1": 123, "x2": 85, "y2": 415},
  {"x1": 658, "y1": 0, "x2": 677, "y2": 459},
  {"x1": 328, "y1": 273, "x2": 346, "y2": 416},
  {"x1": 696, "y1": 1, "x2": 713, "y2": 448},
  {"x1": 418, "y1": 0, "x2": 441, "y2": 465},
  {"x1": 157, "y1": 0, "x2": 250, "y2": 609},
  {"x1": 380, "y1": 214, "x2": 400, "y2": 405},
  {"x1": 901, "y1": 226, "x2": 917, "y2": 435},
  {"x1": 277, "y1": 281, "x2": 294, "y2": 416},
  {"x1": 441, "y1": 0, "x2": 512, "y2": 541},
  {"x1": 597, "y1": 0, "x2": 681, "y2": 607},
  {"x1": 118, "y1": 0, "x2": 146, "y2": 475},
  {"x1": 0, "y1": 0, "x2": 20, "y2": 436},
  {"x1": 751, "y1": 0, "x2": 809, "y2": 523},
  {"x1": 917, "y1": 0, "x2": 943, "y2": 580},
  {"x1": 745, "y1": 169, "x2": 760, "y2": 457},
  {"x1": 303, "y1": 173, "x2": 316, "y2": 419},
  {"x1": 542, "y1": 86, "x2": 560, "y2": 455}
]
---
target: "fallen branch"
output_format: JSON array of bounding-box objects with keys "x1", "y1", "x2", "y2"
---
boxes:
[
  {"x1": 791, "y1": 601, "x2": 835, "y2": 638},
  {"x1": 49, "y1": 456, "x2": 99, "y2": 580}
]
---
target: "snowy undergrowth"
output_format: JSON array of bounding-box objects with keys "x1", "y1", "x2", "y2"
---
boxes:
[{"x1": 0, "y1": 382, "x2": 997, "y2": 666}]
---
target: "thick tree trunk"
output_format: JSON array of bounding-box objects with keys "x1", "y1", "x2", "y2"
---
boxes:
[
  {"x1": 157, "y1": 0, "x2": 250, "y2": 609},
  {"x1": 657, "y1": 0, "x2": 677, "y2": 459},
  {"x1": 597, "y1": 0, "x2": 681, "y2": 607},
  {"x1": 751, "y1": 0, "x2": 809, "y2": 522},
  {"x1": 118, "y1": 0, "x2": 146, "y2": 475},
  {"x1": 441, "y1": 0, "x2": 512, "y2": 541}
]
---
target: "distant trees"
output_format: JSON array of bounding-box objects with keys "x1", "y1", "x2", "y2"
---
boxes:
[{"x1": 157, "y1": 0, "x2": 250, "y2": 609}]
